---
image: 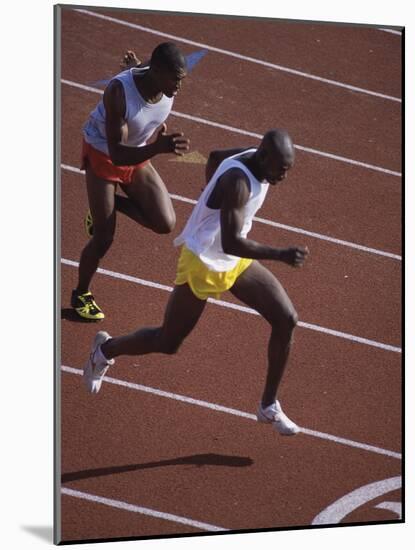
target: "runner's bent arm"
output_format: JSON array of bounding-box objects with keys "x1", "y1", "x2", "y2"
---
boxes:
[
  {"x1": 104, "y1": 80, "x2": 189, "y2": 166},
  {"x1": 220, "y1": 169, "x2": 308, "y2": 267}
]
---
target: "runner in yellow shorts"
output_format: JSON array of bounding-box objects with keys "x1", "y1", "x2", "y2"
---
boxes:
[
  {"x1": 83, "y1": 129, "x2": 309, "y2": 436},
  {"x1": 175, "y1": 245, "x2": 252, "y2": 300}
]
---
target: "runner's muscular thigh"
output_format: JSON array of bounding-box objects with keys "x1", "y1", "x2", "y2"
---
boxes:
[
  {"x1": 122, "y1": 162, "x2": 175, "y2": 218},
  {"x1": 84, "y1": 79, "x2": 126, "y2": 229},
  {"x1": 230, "y1": 260, "x2": 296, "y2": 325},
  {"x1": 85, "y1": 167, "x2": 117, "y2": 230}
]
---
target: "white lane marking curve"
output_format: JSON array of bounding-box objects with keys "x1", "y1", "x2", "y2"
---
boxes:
[{"x1": 311, "y1": 476, "x2": 401, "y2": 525}]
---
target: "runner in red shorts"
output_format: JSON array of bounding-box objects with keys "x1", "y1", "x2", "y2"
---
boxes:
[{"x1": 71, "y1": 43, "x2": 190, "y2": 320}]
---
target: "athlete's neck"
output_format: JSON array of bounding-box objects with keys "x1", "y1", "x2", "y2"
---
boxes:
[
  {"x1": 133, "y1": 71, "x2": 163, "y2": 104},
  {"x1": 241, "y1": 151, "x2": 264, "y2": 182}
]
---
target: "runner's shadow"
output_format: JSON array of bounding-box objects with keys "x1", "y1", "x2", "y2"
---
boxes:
[
  {"x1": 62, "y1": 453, "x2": 254, "y2": 483},
  {"x1": 61, "y1": 308, "x2": 102, "y2": 323}
]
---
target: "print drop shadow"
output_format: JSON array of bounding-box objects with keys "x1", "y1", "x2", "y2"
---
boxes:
[
  {"x1": 62, "y1": 453, "x2": 254, "y2": 483},
  {"x1": 20, "y1": 525, "x2": 53, "y2": 543}
]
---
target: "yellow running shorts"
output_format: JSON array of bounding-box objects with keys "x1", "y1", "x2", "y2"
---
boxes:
[{"x1": 174, "y1": 245, "x2": 253, "y2": 300}]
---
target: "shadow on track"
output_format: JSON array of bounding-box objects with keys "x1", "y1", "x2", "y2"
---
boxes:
[
  {"x1": 61, "y1": 308, "x2": 103, "y2": 323},
  {"x1": 62, "y1": 453, "x2": 254, "y2": 483}
]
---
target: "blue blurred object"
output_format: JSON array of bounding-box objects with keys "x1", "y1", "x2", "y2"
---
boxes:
[
  {"x1": 185, "y1": 49, "x2": 208, "y2": 71},
  {"x1": 90, "y1": 49, "x2": 208, "y2": 88}
]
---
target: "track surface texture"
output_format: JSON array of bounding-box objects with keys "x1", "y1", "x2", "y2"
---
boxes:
[{"x1": 58, "y1": 6, "x2": 402, "y2": 544}]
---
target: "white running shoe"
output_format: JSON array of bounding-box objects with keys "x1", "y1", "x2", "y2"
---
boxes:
[
  {"x1": 257, "y1": 400, "x2": 300, "y2": 436},
  {"x1": 84, "y1": 331, "x2": 114, "y2": 394}
]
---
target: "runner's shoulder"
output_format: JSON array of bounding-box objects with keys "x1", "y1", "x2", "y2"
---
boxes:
[
  {"x1": 103, "y1": 79, "x2": 126, "y2": 116},
  {"x1": 220, "y1": 167, "x2": 251, "y2": 206}
]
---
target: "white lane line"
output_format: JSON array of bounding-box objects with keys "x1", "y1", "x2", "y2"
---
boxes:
[
  {"x1": 299, "y1": 428, "x2": 401, "y2": 460},
  {"x1": 61, "y1": 365, "x2": 402, "y2": 461},
  {"x1": 60, "y1": 258, "x2": 402, "y2": 354},
  {"x1": 61, "y1": 78, "x2": 402, "y2": 178},
  {"x1": 61, "y1": 487, "x2": 228, "y2": 532},
  {"x1": 170, "y1": 111, "x2": 402, "y2": 178},
  {"x1": 253, "y1": 215, "x2": 401, "y2": 261},
  {"x1": 60, "y1": 162, "x2": 402, "y2": 262},
  {"x1": 74, "y1": 9, "x2": 401, "y2": 104}
]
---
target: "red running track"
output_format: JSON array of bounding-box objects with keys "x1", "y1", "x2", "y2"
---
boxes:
[{"x1": 57, "y1": 6, "x2": 402, "y2": 544}]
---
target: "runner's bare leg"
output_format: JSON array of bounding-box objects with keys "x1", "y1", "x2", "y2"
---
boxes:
[
  {"x1": 117, "y1": 162, "x2": 176, "y2": 234},
  {"x1": 229, "y1": 260, "x2": 298, "y2": 408},
  {"x1": 77, "y1": 163, "x2": 176, "y2": 292},
  {"x1": 76, "y1": 166, "x2": 117, "y2": 293},
  {"x1": 102, "y1": 283, "x2": 207, "y2": 358}
]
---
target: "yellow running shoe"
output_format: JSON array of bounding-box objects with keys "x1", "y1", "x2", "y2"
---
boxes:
[
  {"x1": 85, "y1": 209, "x2": 94, "y2": 238},
  {"x1": 71, "y1": 290, "x2": 104, "y2": 320}
]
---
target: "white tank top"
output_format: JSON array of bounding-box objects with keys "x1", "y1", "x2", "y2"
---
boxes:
[
  {"x1": 174, "y1": 149, "x2": 269, "y2": 272},
  {"x1": 82, "y1": 67, "x2": 174, "y2": 156}
]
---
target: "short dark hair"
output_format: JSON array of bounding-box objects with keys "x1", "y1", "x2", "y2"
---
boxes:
[{"x1": 150, "y1": 42, "x2": 187, "y2": 72}]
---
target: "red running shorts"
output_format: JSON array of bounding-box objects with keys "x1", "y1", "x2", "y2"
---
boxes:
[{"x1": 81, "y1": 139, "x2": 149, "y2": 184}]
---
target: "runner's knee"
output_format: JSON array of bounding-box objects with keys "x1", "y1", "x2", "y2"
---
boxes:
[
  {"x1": 154, "y1": 325, "x2": 184, "y2": 354},
  {"x1": 159, "y1": 337, "x2": 183, "y2": 355},
  {"x1": 152, "y1": 211, "x2": 176, "y2": 234},
  {"x1": 288, "y1": 308, "x2": 299, "y2": 329},
  {"x1": 271, "y1": 307, "x2": 298, "y2": 335}
]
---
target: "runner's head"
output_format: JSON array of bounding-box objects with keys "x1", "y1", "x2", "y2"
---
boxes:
[
  {"x1": 256, "y1": 129, "x2": 295, "y2": 185},
  {"x1": 150, "y1": 42, "x2": 187, "y2": 98}
]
